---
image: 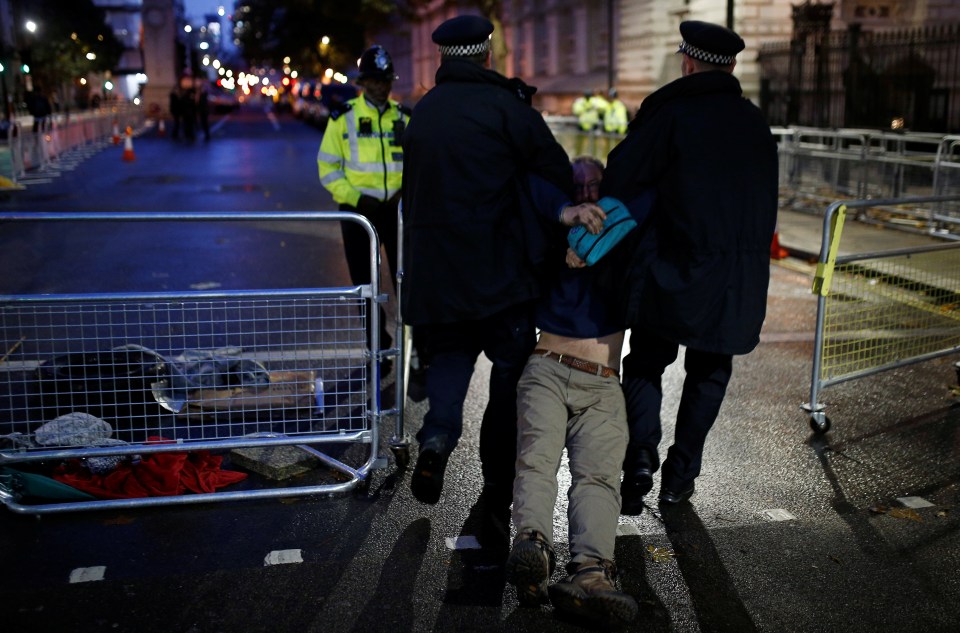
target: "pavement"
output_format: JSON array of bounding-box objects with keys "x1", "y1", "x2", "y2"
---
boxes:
[{"x1": 776, "y1": 202, "x2": 954, "y2": 263}]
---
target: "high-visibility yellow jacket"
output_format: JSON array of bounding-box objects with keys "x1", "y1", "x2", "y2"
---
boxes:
[
  {"x1": 317, "y1": 95, "x2": 410, "y2": 207},
  {"x1": 604, "y1": 98, "x2": 629, "y2": 134},
  {"x1": 590, "y1": 95, "x2": 610, "y2": 121},
  {"x1": 572, "y1": 96, "x2": 600, "y2": 131}
]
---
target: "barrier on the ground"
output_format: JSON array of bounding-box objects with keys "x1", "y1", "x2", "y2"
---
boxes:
[
  {"x1": 0, "y1": 211, "x2": 406, "y2": 514},
  {"x1": 803, "y1": 195, "x2": 960, "y2": 433}
]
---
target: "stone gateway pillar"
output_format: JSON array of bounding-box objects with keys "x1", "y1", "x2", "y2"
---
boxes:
[{"x1": 141, "y1": 0, "x2": 178, "y2": 118}]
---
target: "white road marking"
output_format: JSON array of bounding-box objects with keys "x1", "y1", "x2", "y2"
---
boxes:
[
  {"x1": 763, "y1": 508, "x2": 797, "y2": 521},
  {"x1": 445, "y1": 535, "x2": 481, "y2": 550},
  {"x1": 264, "y1": 549, "x2": 304, "y2": 566},
  {"x1": 69, "y1": 566, "x2": 106, "y2": 583},
  {"x1": 617, "y1": 523, "x2": 642, "y2": 536},
  {"x1": 897, "y1": 496, "x2": 934, "y2": 509}
]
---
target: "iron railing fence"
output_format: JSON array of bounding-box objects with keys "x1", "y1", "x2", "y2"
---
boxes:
[{"x1": 759, "y1": 23, "x2": 960, "y2": 134}]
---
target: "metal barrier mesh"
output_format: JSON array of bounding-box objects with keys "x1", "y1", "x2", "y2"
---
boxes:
[
  {"x1": 0, "y1": 296, "x2": 369, "y2": 450},
  {"x1": 821, "y1": 248, "x2": 960, "y2": 381}
]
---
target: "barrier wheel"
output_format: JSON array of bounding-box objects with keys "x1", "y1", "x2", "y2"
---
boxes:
[
  {"x1": 391, "y1": 445, "x2": 410, "y2": 470},
  {"x1": 809, "y1": 414, "x2": 831, "y2": 434}
]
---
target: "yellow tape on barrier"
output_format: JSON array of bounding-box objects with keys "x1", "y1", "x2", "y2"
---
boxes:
[{"x1": 812, "y1": 205, "x2": 847, "y2": 297}]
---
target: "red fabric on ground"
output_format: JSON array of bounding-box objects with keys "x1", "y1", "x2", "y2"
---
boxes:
[{"x1": 53, "y1": 436, "x2": 247, "y2": 499}]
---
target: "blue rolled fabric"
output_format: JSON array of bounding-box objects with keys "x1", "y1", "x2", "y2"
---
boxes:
[{"x1": 567, "y1": 196, "x2": 638, "y2": 266}]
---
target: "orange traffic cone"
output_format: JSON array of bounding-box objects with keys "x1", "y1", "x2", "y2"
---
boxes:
[
  {"x1": 112, "y1": 119, "x2": 121, "y2": 144},
  {"x1": 122, "y1": 127, "x2": 136, "y2": 162},
  {"x1": 770, "y1": 228, "x2": 788, "y2": 260},
  {"x1": 157, "y1": 119, "x2": 166, "y2": 137}
]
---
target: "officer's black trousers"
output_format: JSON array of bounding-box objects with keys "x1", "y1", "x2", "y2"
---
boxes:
[
  {"x1": 340, "y1": 201, "x2": 399, "y2": 350},
  {"x1": 412, "y1": 301, "x2": 537, "y2": 498},
  {"x1": 621, "y1": 329, "x2": 733, "y2": 490}
]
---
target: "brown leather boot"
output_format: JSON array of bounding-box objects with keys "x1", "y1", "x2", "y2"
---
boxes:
[
  {"x1": 505, "y1": 529, "x2": 556, "y2": 606},
  {"x1": 548, "y1": 558, "x2": 638, "y2": 626}
]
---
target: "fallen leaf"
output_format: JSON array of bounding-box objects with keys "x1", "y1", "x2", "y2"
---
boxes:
[
  {"x1": 887, "y1": 507, "x2": 923, "y2": 522},
  {"x1": 868, "y1": 504, "x2": 889, "y2": 514},
  {"x1": 829, "y1": 555, "x2": 842, "y2": 565},
  {"x1": 646, "y1": 545, "x2": 676, "y2": 563}
]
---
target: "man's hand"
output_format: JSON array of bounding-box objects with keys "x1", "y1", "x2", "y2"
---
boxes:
[
  {"x1": 561, "y1": 202, "x2": 605, "y2": 234},
  {"x1": 565, "y1": 248, "x2": 587, "y2": 269}
]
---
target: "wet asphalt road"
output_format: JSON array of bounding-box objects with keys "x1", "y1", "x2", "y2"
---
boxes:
[{"x1": 1, "y1": 102, "x2": 958, "y2": 633}]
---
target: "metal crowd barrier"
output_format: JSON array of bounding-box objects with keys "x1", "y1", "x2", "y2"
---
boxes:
[
  {"x1": 776, "y1": 127, "x2": 960, "y2": 236},
  {"x1": 1, "y1": 104, "x2": 144, "y2": 187},
  {"x1": 802, "y1": 195, "x2": 960, "y2": 433},
  {"x1": 0, "y1": 211, "x2": 407, "y2": 514}
]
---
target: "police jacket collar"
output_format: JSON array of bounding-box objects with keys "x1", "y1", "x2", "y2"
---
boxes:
[
  {"x1": 631, "y1": 71, "x2": 742, "y2": 130},
  {"x1": 435, "y1": 58, "x2": 536, "y2": 100}
]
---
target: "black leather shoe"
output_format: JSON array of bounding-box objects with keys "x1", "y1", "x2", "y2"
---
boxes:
[
  {"x1": 411, "y1": 448, "x2": 447, "y2": 504},
  {"x1": 658, "y1": 482, "x2": 695, "y2": 504},
  {"x1": 620, "y1": 467, "x2": 653, "y2": 516}
]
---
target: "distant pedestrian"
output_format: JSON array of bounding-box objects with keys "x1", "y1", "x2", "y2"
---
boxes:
[
  {"x1": 181, "y1": 85, "x2": 197, "y2": 142},
  {"x1": 169, "y1": 88, "x2": 182, "y2": 139},
  {"x1": 27, "y1": 86, "x2": 52, "y2": 133},
  {"x1": 198, "y1": 83, "x2": 210, "y2": 142}
]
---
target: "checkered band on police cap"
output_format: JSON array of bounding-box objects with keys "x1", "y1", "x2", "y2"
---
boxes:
[
  {"x1": 677, "y1": 20, "x2": 745, "y2": 66},
  {"x1": 678, "y1": 40, "x2": 736, "y2": 65},
  {"x1": 432, "y1": 15, "x2": 495, "y2": 58},
  {"x1": 438, "y1": 39, "x2": 491, "y2": 57}
]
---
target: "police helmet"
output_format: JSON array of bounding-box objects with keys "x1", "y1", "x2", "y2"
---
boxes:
[{"x1": 357, "y1": 45, "x2": 398, "y2": 82}]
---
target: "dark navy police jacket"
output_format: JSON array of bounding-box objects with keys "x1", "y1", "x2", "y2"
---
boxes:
[
  {"x1": 602, "y1": 71, "x2": 779, "y2": 355},
  {"x1": 401, "y1": 58, "x2": 572, "y2": 326}
]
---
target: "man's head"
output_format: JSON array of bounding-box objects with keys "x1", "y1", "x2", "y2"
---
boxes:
[
  {"x1": 572, "y1": 156, "x2": 604, "y2": 204},
  {"x1": 677, "y1": 20, "x2": 744, "y2": 76},
  {"x1": 357, "y1": 45, "x2": 396, "y2": 104},
  {"x1": 432, "y1": 15, "x2": 494, "y2": 65}
]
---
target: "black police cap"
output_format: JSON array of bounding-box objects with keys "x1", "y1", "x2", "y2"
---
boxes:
[
  {"x1": 432, "y1": 15, "x2": 494, "y2": 57},
  {"x1": 677, "y1": 20, "x2": 745, "y2": 65}
]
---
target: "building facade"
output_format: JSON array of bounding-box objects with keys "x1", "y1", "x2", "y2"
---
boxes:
[{"x1": 380, "y1": 0, "x2": 960, "y2": 126}]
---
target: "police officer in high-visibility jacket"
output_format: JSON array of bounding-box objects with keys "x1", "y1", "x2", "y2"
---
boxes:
[
  {"x1": 572, "y1": 90, "x2": 600, "y2": 132},
  {"x1": 604, "y1": 88, "x2": 629, "y2": 135},
  {"x1": 317, "y1": 45, "x2": 411, "y2": 351}
]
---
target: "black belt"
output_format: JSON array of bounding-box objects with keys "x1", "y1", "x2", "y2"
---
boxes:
[{"x1": 532, "y1": 349, "x2": 619, "y2": 379}]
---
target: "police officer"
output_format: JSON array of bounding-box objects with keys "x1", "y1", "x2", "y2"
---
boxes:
[
  {"x1": 571, "y1": 90, "x2": 599, "y2": 132},
  {"x1": 603, "y1": 88, "x2": 628, "y2": 135},
  {"x1": 597, "y1": 21, "x2": 779, "y2": 513},
  {"x1": 317, "y1": 45, "x2": 410, "y2": 354},
  {"x1": 401, "y1": 15, "x2": 602, "y2": 551}
]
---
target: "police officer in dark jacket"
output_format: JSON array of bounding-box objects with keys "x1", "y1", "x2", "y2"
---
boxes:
[
  {"x1": 401, "y1": 15, "x2": 602, "y2": 545},
  {"x1": 599, "y1": 21, "x2": 779, "y2": 513}
]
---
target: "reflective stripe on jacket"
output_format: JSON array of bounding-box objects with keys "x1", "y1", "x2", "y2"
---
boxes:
[{"x1": 317, "y1": 96, "x2": 407, "y2": 207}]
